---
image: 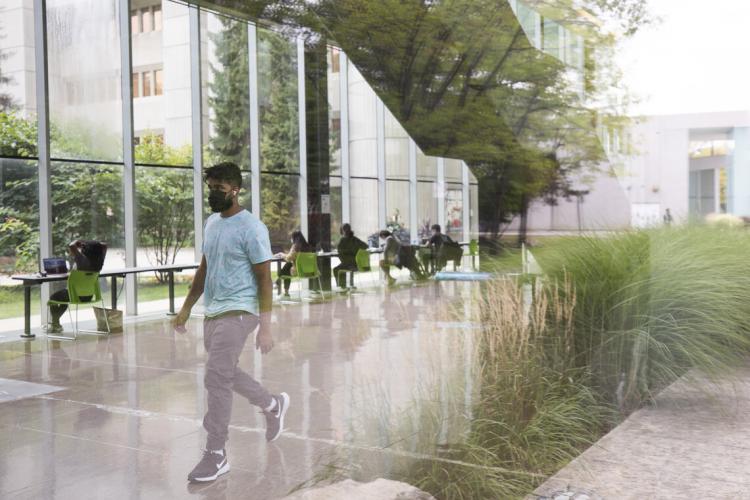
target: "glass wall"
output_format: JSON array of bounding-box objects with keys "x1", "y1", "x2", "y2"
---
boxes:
[
  {"x1": 348, "y1": 63, "x2": 377, "y2": 178},
  {"x1": 261, "y1": 173, "x2": 301, "y2": 251},
  {"x1": 350, "y1": 179, "x2": 379, "y2": 246},
  {"x1": 445, "y1": 182, "x2": 463, "y2": 240},
  {"x1": 417, "y1": 181, "x2": 438, "y2": 241}
]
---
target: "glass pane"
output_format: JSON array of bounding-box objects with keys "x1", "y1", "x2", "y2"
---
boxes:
[
  {"x1": 0, "y1": 110, "x2": 37, "y2": 157},
  {"x1": 417, "y1": 147, "x2": 437, "y2": 180},
  {"x1": 133, "y1": 2, "x2": 192, "y2": 165},
  {"x1": 143, "y1": 71, "x2": 152, "y2": 97},
  {"x1": 202, "y1": 12, "x2": 251, "y2": 169},
  {"x1": 153, "y1": 5, "x2": 162, "y2": 31},
  {"x1": 135, "y1": 165, "x2": 195, "y2": 267},
  {"x1": 470, "y1": 184, "x2": 479, "y2": 239},
  {"x1": 385, "y1": 108, "x2": 409, "y2": 180},
  {"x1": 47, "y1": 0, "x2": 123, "y2": 162},
  {"x1": 350, "y1": 178, "x2": 379, "y2": 246},
  {"x1": 348, "y1": 63, "x2": 377, "y2": 178},
  {"x1": 329, "y1": 176, "x2": 342, "y2": 245},
  {"x1": 543, "y1": 19, "x2": 560, "y2": 58},
  {"x1": 417, "y1": 181, "x2": 438, "y2": 242},
  {"x1": 0, "y1": 158, "x2": 39, "y2": 274},
  {"x1": 50, "y1": 161, "x2": 124, "y2": 270},
  {"x1": 131, "y1": 10, "x2": 140, "y2": 34},
  {"x1": 327, "y1": 46, "x2": 342, "y2": 176},
  {"x1": 444, "y1": 159, "x2": 463, "y2": 182},
  {"x1": 445, "y1": 182, "x2": 463, "y2": 240},
  {"x1": 386, "y1": 180, "x2": 410, "y2": 237},
  {"x1": 258, "y1": 28, "x2": 299, "y2": 173},
  {"x1": 261, "y1": 173, "x2": 301, "y2": 252},
  {"x1": 0, "y1": 1, "x2": 37, "y2": 125}
]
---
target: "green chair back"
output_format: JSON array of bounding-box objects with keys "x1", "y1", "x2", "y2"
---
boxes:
[
  {"x1": 469, "y1": 239, "x2": 479, "y2": 256},
  {"x1": 295, "y1": 252, "x2": 320, "y2": 278},
  {"x1": 355, "y1": 249, "x2": 371, "y2": 272},
  {"x1": 67, "y1": 270, "x2": 102, "y2": 303}
]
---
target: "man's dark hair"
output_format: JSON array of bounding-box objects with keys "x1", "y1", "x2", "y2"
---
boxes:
[
  {"x1": 379, "y1": 230, "x2": 391, "y2": 238},
  {"x1": 431, "y1": 224, "x2": 441, "y2": 232},
  {"x1": 204, "y1": 162, "x2": 242, "y2": 188}
]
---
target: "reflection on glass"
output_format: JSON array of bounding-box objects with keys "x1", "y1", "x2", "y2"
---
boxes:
[
  {"x1": 444, "y1": 159, "x2": 463, "y2": 183},
  {"x1": 330, "y1": 176, "x2": 342, "y2": 245},
  {"x1": 0, "y1": 159, "x2": 39, "y2": 273},
  {"x1": 348, "y1": 63, "x2": 377, "y2": 178},
  {"x1": 350, "y1": 178, "x2": 379, "y2": 244},
  {"x1": 445, "y1": 183, "x2": 463, "y2": 239},
  {"x1": 50, "y1": 162, "x2": 124, "y2": 265},
  {"x1": 202, "y1": 12, "x2": 251, "y2": 168},
  {"x1": 470, "y1": 183, "x2": 479, "y2": 239},
  {"x1": 261, "y1": 173, "x2": 301, "y2": 250},
  {"x1": 417, "y1": 148, "x2": 437, "y2": 181},
  {"x1": 47, "y1": 0, "x2": 123, "y2": 161},
  {"x1": 258, "y1": 28, "x2": 299, "y2": 173},
  {"x1": 328, "y1": 46, "x2": 342, "y2": 176},
  {"x1": 386, "y1": 180, "x2": 409, "y2": 235},
  {"x1": 143, "y1": 71, "x2": 152, "y2": 97},
  {"x1": 417, "y1": 181, "x2": 438, "y2": 241}
]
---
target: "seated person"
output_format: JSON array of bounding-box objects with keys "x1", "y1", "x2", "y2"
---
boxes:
[
  {"x1": 333, "y1": 223, "x2": 368, "y2": 290},
  {"x1": 47, "y1": 239, "x2": 107, "y2": 333},
  {"x1": 427, "y1": 224, "x2": 463, "y2": 271},
  {"x1": 378, "y1": 230, "x2": 400, "y2": 286},
  {"x1": 275, "y1": 230, "x2": 312, "y2": 298}
]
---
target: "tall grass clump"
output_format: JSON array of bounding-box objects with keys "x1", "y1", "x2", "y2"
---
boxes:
[{"x1": 536, "y1": 224, "x2": 750, "y2": 411}]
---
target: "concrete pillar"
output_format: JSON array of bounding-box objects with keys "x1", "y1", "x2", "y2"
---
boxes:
[{"x1": 730, "y1": 127, "x2": 750, "y2": 216}]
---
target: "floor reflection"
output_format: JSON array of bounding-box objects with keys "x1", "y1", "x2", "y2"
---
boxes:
[{"x1": 0, "y1": 281, "x2": 479, "y2": 499}]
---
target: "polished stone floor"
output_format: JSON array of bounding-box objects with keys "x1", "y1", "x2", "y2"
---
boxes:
[{"x1": 0, "y1": 281, "x2": 479, "y2": 500}]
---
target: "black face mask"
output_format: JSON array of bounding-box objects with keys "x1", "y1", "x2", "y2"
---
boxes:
[{"x1": 208, "y1": 190, "x2": 233, "y2": 213}]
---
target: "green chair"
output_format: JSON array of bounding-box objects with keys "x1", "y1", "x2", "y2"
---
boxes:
[
  {"x1": 286, "y1": 252, "x2": 325, "y2": 301},
  {"x1": 337, "y1": 249, "x2": 372, "y2": 293},
  {"x1": 469, "y1": 239, "x2": 479, "y2": 270},
  {"x1": 47, "y1": 270, "x2": 110, "y2": 340}
]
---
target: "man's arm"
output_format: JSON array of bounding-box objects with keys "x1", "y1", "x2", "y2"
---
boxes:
[
  {"x1": 173, "y1": 255, "x2": 207, "y2": 329},
  {"x1": 252, "y1": 260, "x2": 274, "y2": 354}
]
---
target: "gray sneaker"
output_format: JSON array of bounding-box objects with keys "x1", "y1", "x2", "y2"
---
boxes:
[
  {"x1": 187, "y1": 449, "x2": 229, "y2": 483},
  {"x1": 264, "y1": 393, "x2": 290, "y2": 442}
]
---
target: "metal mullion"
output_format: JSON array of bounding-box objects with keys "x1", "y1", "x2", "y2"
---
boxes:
[
  {"x1": 437, "y1": 157, "x2": 446, "y2": 229},
  {"x1": 297, "y1": 35, "x2": 308, "y2": 237},
  {"x1": 33, "y1": 0, "x2": 51, "y2": 334},
  {"x1": 248, "y1": 23, "x2": 261, "y2": 216},
  {"x1": 462, "y1": 161, "x2": 470, "y2": 243},
  {"x1": 119, "y1": 0, "x2": 138, "y2": 316},
  {"x1": 189, "y1": 6, "x2": 204, "y2": 261},
  {"x1": 340, "y1": 52, "x2": 350, "y2": 223}
]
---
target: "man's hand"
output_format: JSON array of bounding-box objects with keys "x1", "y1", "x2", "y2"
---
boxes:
[
  {"x1": 256, "y1": 327, "x2": 274, "y2": 354},
  {"x1": 172, "y1": 308, "x2": 190, "y2": 334}
]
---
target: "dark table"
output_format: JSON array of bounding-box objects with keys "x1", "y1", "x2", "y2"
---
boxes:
[{"x1": 11, "y1": 263, "x2": 199, "y2": 339}]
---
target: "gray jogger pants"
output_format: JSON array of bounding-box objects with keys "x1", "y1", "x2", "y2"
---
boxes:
[{"x1": 203, "y1": 312, "x2": 273, "y2": 450}]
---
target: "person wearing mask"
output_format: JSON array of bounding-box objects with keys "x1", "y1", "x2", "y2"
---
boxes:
[
  {"x1": 333, "y1": 223, "x2": 368, "y2": 290},
  {"x1": 275, "y1": 230, "x2": 313, "y2": 298},
  {"x1": 378, "y1": 230, "x2": 400, "y2": 286},
  {"x1": 173, "y1": 162, "x2": 289, "y2": 483},
  {"x1": 46, "y1": 239, "x2": 107, "y2": 334},
  {"x1": 427, "y1": 224, "x2": 463, "y2": 271}
]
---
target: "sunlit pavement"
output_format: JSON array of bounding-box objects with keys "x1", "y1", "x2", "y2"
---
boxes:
[{"x1": 0, "y1": 281, "x2": 479, "y2": 499}]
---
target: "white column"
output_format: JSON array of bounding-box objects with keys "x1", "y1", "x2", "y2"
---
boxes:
[
  {"x1": 408, "y1": 139, "x2": 418, "y2": 243},
  {"x1": 376, "y1": 100, "x2": 386, "y2": 229},
  {"x1": 189, "y1": 6, "x2": 204, "y2": 261},
  {"x1": 340, "y1": 53, "x2": 351, "y2": 223},
  {"x1": 462, "y1": 162, "x2": 470, "y2": 243},
  {"x1": 297, "y1": 36, "x2": 308, "y2": 236},
  {"x1": 248, "y1": 23, "x2": 261, "y2": 216},
  {"x1": 34, "y1": 0, "x2": 52, "y2": 329},
  {"x1": 731, "y1": 128, "x2": 750, "y2": 216},
  {"x1": 119, "y1": 0, "x2": 137, "y2": 316}
]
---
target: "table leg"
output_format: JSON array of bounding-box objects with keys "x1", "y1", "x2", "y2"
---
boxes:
[
  {"x1": 167, "y1": 271, "x2": 176, "y2": 315},
  {"x1": 276, "y1": 261, "x2": 282, "y2": 295},
  {"x1": 20, "y1": 284, "x2": 35, "y2": 339},
  {"x1": 111, "y1": 276, "x2": 118, "y2": 311}
]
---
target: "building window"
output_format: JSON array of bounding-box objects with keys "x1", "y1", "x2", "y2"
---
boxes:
[
  {"x1": 132, "y1": 73, "x2": 140, "y2": 98},
  {"x1": 142, "y1": 8, "x2": 153, "y2": 33},
  {"x1": 131, "y1": 10, "x2": 141, "y2": 34},
  {"x1": 153, "y1": 5, "x2": 162, "y2": 31},
  {"x1": 331, "y1": 48, "x2": 340, "y2": 73},
  {"x1": 154, "y1": 69, "x2": 163, "y2": 96},
  {"x1": 142, "y1": 71, "x2": 152, "y2": 97}
]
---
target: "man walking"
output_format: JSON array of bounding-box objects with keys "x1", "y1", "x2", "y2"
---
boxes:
[{"x1": 173, "y1": 162, "x2": 289, "y2": 483}]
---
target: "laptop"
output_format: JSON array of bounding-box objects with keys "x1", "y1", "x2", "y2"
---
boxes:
[{"x1": 42, "y1": 257, "x2": 68, "y2": 276}]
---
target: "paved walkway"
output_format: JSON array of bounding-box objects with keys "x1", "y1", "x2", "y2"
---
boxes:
[{"x1": 531, "y1": 367, "x2": 750, "y2": 499}]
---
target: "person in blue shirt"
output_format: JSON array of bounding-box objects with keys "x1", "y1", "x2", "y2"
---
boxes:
[{"x1": 173, "y1": 162, "x2": 289, "y2": 483}]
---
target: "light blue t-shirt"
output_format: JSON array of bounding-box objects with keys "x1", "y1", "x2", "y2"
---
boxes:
[{"x1": 202, "y1": 210, "x2": 273, "y2": 317}]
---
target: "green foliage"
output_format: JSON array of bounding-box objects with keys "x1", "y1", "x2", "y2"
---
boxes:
[
  {"x1": 536, "y1": 225, "x2": 750, "y2": 411},
  {"x1": 0, "y1": 111, "x2": 37, "y2": 157}
]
